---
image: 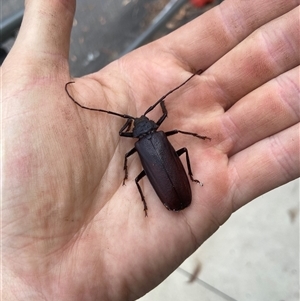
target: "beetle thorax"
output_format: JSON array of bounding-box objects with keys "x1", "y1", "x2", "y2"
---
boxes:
[{"x1": 132, "y1": 115, "x2": 158, "y2": 138}]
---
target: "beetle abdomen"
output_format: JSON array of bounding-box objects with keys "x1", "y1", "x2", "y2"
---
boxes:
[{"x1": 135, "y1": 131, "x2": 192, "y2": 211}]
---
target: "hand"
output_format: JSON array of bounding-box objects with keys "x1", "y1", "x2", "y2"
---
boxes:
[{"x1": 2, "y1": 0, "x2": 299, "y2": 300}]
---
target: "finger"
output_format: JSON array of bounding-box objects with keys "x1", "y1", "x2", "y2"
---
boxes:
[
  {"x1": 222, "y1": 66, "x2": 300, "y2": 156},
  {"x1": 203, "y1": 6, "x2": 300, "y2": 110},
  {"x1": 163, "y1": 0, "x2": 298, "y2": 70},
  {"x1": 229, "y1": 123, "x2": 299, "y2": 211},
  {"x1": 10, "y1": 0, "x2": 75, "y2": 61},
  {"x1": 119, "y1": 0, "x2": 298, "y2": 113}
]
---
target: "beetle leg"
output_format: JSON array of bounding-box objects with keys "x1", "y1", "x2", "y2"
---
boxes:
[
  {"x1": 176, "y1": 147, "x2": 203, "y2": 186},
  {"x1": 156, "y1": 100, "x2": 168, "y2": 126},
  {"x1": 123, "y1": 147, "x2": 137, "y2": 185},
  {"x1": 165, "y1": 129, "x2": 211, "y2": 141},
  {"x1": 135, "y1": 170, "x2": 148, "y2": 216},
  {"x1": 119, "y1": 119, "x2": 134, "y2": 137}
]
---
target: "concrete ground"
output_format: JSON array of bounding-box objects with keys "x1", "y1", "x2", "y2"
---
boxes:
[{"x1": 2, "y1": 1, "x2": 299, "y2": 300}]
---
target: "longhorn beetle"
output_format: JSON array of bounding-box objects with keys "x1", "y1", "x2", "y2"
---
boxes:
[{"x1": 65, "y1": 70, "x2": 211, "y2": 216}]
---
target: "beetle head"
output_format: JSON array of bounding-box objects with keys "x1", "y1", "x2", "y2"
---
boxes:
[{"x1": 132, "y1": 115, "x2": 158, "y2": 138}]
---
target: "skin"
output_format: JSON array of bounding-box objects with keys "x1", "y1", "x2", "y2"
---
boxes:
[{"x1": 2, "y1": 0, "x2": 299, "y2": 300}]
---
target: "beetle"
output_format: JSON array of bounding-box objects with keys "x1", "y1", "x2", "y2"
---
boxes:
[{"x1": 65, "y1": 70, "x2": 210, "y2": 216}]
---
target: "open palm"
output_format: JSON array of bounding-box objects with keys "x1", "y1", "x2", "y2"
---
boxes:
[{"x1": 2, "y1": 0, "x2": 299, "y2": 300}]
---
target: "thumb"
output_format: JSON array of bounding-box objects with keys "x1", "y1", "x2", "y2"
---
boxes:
[{"x1": 5, "y1": 0, "x2": 75, "y2": 72}]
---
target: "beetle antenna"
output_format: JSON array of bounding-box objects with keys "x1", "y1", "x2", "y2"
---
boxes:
[
  {"x1": 143, "y1": 69, "x2": 203, "y2": 116},
  {"x1": 65, "y1": 82, "x2": 135, "y2": 120}
]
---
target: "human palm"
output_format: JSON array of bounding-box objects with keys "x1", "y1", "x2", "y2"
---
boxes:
[{"x1": 2, "y1": 0, "x2": 299, "y2": 300}]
